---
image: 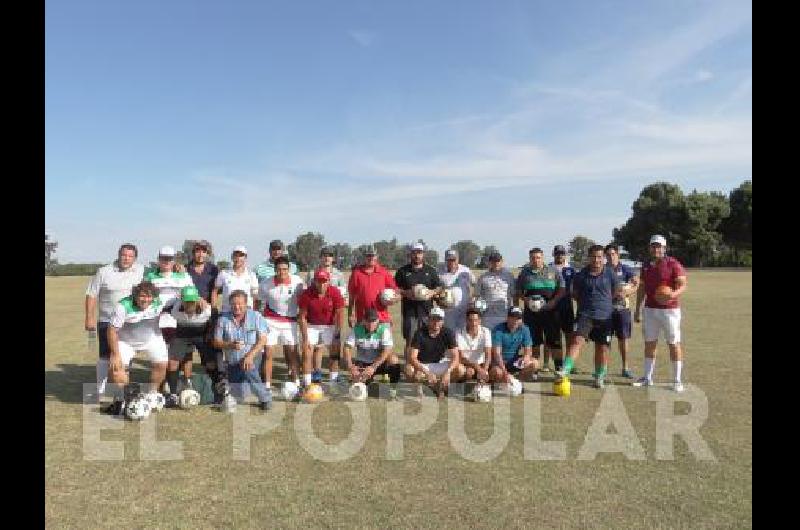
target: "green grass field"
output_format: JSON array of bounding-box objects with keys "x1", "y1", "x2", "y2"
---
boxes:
[{"x1": 45, "y1": 271, "x2": 752, "y2": 529}]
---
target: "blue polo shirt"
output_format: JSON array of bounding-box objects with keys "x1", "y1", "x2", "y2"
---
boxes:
[
  {"x1": 188, "y1": 261, "x2": 220, "y2": 303},
  {"x1": 572, "y1": 266, "x2": 620, "y2": 320},
  {"x1": 610, "y1": 262, "x2": 636, "y2": 283},
  {"x1": 492, "y1": 322, "x2": 533, "y2": 362},
  {"x1": 214, "y1": 309, "x2": 269, "y2": 364}
]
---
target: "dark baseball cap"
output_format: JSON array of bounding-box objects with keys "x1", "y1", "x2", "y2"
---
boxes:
[
  {"x1": 269, "y1": 240, "x2": 284, "y2": 250},
  {"x1": 488, "y1": 252, "x2": 503, "y2": 262},
  {"x1": 553, "y1": 245, "x2": 567, "y2": 255},
  {"x1": 320, "y1": 246, "x2": 334, "y2": 256},
  {"x1": 365, "y1": 308, "x2": 380, "y2": 321},
  {"x1": 508, "y1": 306, "x2": 523, "y2": 317},
  {"x1": 364, "y1": 245, "x2": 377, "y2": 255}
]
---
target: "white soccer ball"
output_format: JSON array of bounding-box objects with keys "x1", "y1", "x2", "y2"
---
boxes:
[
  {"x1": 473, "y1": 298, "x2": 488, "y2": 314},
  {"x1": 379, "y1": 288, "x2": 397, "y2": 305},
  {"x1": 179, "y1": 388, "x2": 201, "y2": 409},
  {"x1": 349, "y1": 382, "x2": 368, "y2": 402},
  {"x1": 145, "y1": 392, "x2": 165, "y2": 412},
  {"x1": 508, "y1": 377, "x2": 523, "y2": 397},
  {"x1": 282, "y1": 381, "x2": 299, "y2": 401},
  {"x1": 473, "y1": 383, "x2": 492, "y2": 403},
  {"x1": 125, "y1": 397, "x2": 151, "y2": 421},
  {"x1": 526, "y1": 296, "x2": 546, "y2": 312},
  {"x1": 412, "y1": 284, "x2": 433, "y2": 301},
  {"x1": 436, "y1": 287, "x2": 457, "y2": 308}
]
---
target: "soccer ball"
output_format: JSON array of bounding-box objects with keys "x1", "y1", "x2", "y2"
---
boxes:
[
  {"x1": 220, "y1": 393, "x2": 237, "y2": 413},
  {"x1": 303, "y1": 383, "x2": 325, "y2": 403},
  {"x1": 473, "y1": 383, "x2": 492, "y2": 403},
  {"x1": 508, "y1": 377, "x2": 523, "y2": 397},
  {"x1": 412, "y1": 284, "x2": 433, "y2": 301},
  {"x1": 655, "y1": 284, "x2": 673, "y2": 303},
  {"x1": 554, "y1": 377, "x2": 571, "y2": 397},
  {"x1": 349, "y1": 382, "x2": 368, "y2": 402},
  {"x1": 282, "y1": 381, "x2": 300, "y2": 401},
  {"x1": 472, "y1": 298, "x2": 488, "y2": 314},
  {"x1": 179, "y1": 388, "x2": 201, "y2": 409},
  {"x1": 125, "y1": 397, "x2": 151, "y2": 421},
  {"x1": 145, "y1": 392, "x2": 165, "y2": 412},
  {"x1": 379, "y1": 288, "x2": 397, "y2": 305},
  {"x1": 435, "y1": 287, "x2": 456, "y2": 308},
  {"x1": 526, "y1": 295, "x2": 546, "y2": 312}
]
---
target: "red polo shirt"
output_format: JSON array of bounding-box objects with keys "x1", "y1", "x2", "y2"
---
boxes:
[
  {"x1": 297, "y1": 284, "x2": 345, "y2": 325},
  {"x1": 347, "y1": 263, "x2": 397, "y2": 322},
  {"x1": 642, "y1": 256, "x2": 686, "y2": 309}
]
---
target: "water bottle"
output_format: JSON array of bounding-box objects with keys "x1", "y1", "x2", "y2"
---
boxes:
[{"x1": 87, "y1": 329, "x2": 97, "y2": 352}]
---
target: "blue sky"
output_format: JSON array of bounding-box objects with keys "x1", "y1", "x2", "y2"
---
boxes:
[{"x1": 46, "y1": 0, "x2": 752, "y2": 266}]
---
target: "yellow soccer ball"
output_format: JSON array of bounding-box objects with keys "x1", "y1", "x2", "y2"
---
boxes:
[
  {"x1": 303, "y1": 383, "x2": 325, "y2": 403},
  {"x1": 554, "y1": 377, "x2": 571, "y2": 397}
]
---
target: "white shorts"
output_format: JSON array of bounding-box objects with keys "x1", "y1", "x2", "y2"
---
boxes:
[
  {"x1": 422, "y1": 362, "x2": 451, "y2": 377},
  {"x1": 117, "y1": 336, "x2": 169, "y2": 366},
  {"x1": 266, "y1": 318, "x2": 298, "y2": 347},
  {"x1": 306, "y1": 325, "x2": 337, "y2": 346},
  {"x1": 643, "y1": 307, "x2": 682, "y2": 345}
]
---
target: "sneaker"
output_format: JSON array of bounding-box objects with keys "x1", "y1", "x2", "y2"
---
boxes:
[
  {"x1": 165, "y1": 393, "x2": 181, "y2": 408},
  {"x1": 622, "y1": 368, "x2": 634, "y2": 378},
  {"x1": 672, "y1": 381, "x2": 685, "y2": 393},
  {"x1": 540, "y1": 365, "x2": 552, "y2": 374},
  {"x1": 311, "y1": 370, "x2": 323, "y2": 384},
  {"x1": 593, "y1": 377, "x2": 605, "y2": 389},
  {"x1": 387, "y1": 387, "x2": 398, "y2": 400},
  {"x1": 260, "y1": 400, "x2": 272, "y2": 411},
  {"x1": 632, "y1": 377, "x2": 653, "y2": 387},
  {"x1": 102, "y1": 399, "x2": 125, "y2": 416}
]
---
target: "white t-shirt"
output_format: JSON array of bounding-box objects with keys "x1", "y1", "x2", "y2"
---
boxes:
[
  {"x1": 456, "y1": 326, "x2": 493, "y2": 365},
  {"x1": 477, "y1": 268, "x2": 516, "y2": 320},
  {"x1": 215, "y1": 269, "x2": 259, "y2": 312},
  {"x1": 438, "y1": 264, "x2": 476, "y2": 312},
  {"x1": 259, "y1": 275, "x2": 305, "y2": 320},
  {"x1": 110, "y1": 297, "x2": 163, "y2": 347},
  {"x1": 85, "y1": 262, "x2": 145, "y2": 323}
]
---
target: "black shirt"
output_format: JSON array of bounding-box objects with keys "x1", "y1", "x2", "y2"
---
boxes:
[
  {"x1": 395, "y1": 263, "x2": 442, "y2": 319},
  {"x1": 411, "y1": 326, "x2": 456, "y2": 364},
  {"x1": 188, "y1": 262, "x2": 220, "y2": 303}
]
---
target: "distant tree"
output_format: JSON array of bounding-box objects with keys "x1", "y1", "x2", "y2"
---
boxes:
[
  {"x1": 327, "y1": 242, "x2": 354, "y2": 270},
  {"x1": 721, "y1": 180, "x2": 752, "y2": 263},
  {"x1": 568, "y1": 235, "x2": 597, "y2": 267},
  {"x1": 45, "y1": 233, "x2": 58, "y2": 274},
  {"x1": 374, "y1": 238, "x2": 403, "y2": 269},
  {"x1": 449, "y1": 240, "x2": 481, "y2": 267},
  {"x1": 476, "y1": 245, "x2": 500, "y2": 269},
  {"x1": 217, "y1": 260, "x2": 231, "y2": 270},
  {"x1": 682, "y1": 190, "x2": 730, "y2": 267},
  {"x1": 288, "y1": 232, "x2": 326, "y2": 272}
]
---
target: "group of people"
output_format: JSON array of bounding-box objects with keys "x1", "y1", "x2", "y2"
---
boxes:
[{"x1": 84, "y1": 234, "x2": 688, "y2": 412}]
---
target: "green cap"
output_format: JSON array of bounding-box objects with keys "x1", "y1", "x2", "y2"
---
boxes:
[{"x1": 181, "y1": 285, "x2": 200, "y2": 302}]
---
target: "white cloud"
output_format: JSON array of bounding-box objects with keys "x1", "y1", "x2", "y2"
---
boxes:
[
  {"x1": 693, "y1": 69, "x2": 714, "y2": 83},
  {"x1": 348, "y1": 30, "x2": 376, "y2": 48}
]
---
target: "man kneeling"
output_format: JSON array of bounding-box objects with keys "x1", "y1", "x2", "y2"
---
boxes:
[
  {"x1": 406, "y1": 307, "x2": 460, "y2": 398},
  {"x1": 343, "y1": 309, "x2": 402, "y2": 390}
]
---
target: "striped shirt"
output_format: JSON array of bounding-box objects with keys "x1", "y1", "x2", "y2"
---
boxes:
[
  {"x1": 254, "y1": 260, "x2": 299, "y2": 282},
  {"x1": 110, "y1": 296, "x2": 163, "y2": 346},
  {"x1": 214, "y1": 309, "x2": 269, "y2": 363},
  {"x1": 145, "y1": 270, "x2": 194, "y2": 308},
  {"x1": 86, "y1": 262, "x2": 146, "y2": 323}
]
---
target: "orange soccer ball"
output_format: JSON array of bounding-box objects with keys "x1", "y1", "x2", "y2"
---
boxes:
[
  {"x1": 303, "y1": 383, "x2": 325, "y2": 403},
  {"x1": 655, "y1": 284, "x2": 673, "y2": 303}
]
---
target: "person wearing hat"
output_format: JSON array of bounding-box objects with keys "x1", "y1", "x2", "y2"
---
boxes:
[
  {"x1": 489, "y1": 306, "x2": 537, "y2": 384},
  {"x1": 297, "y1": 267, "x2": 346, "y2": 388},
  {"x1": 515, "y1": 247, "x2": 566, "y2": 375},
  {"x1": 475, "y1": 252, "x2": 516, "y2": 331},
  {"x1": 212, "y1": 246, "x2": 260, "y2": 313},
  {"x1": 406, "y1": 306, "x2": 459, "y2": 398},
  {"x1": 186, "y1": 240, "x2": 219, "y2": 304},
  {"x1": 347, "y1": 245, "x2": 398, "y2": 327},
  {"x1": 343, "y1": 308, "x2": 402, "y2": 388},
  {"x1": 164, "y1": 285, "x2": 214, "y2": 400},
  {"x1": 395, "y1": 242, "x2": 444, "y2": 367},
  {"x1": 145, "y1": 246, "x2": 196, "y2": 346},
  {"x1": 633, "y1": 235, "x2": 688, "y2": 392},
  {"x1": 85, "y1": 243, "x2": 146, "y2": 398},
  {"x1": 438, "y1": 249, "x2": 476, "y2": 331},
  {"x1": 604, "y1": 244, "x2": 639, "y2": 378},
  {"x1": 254, "y1": 239, "x2": 298, "y2": 282},
  {"x1": 556, "y1": 245, "x2": 624, "y2": 388},
  {"x1": 549, "y1": 244, "x2": 577, "y2": 371}
]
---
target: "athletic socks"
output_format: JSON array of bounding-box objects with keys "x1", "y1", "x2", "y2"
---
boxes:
[
  {"x1": 329, "y1": 371, "x2": 339, "y2": 382},
  {"x1": 644, "y1": 357, "x2": 655, "y2": 381},
  {"x1": 562, "y1": 357, "x2": 575, "y2": 375},
  {"x1": 594, "y1": 364, "x2": 608, "y2": 379},
  {"x1": 165, "y1": 370, "x2": 179, "y2": 396},
  {"x1": 673, "y1": 360, "x2": 683, "y2": 383},
  {"x1": 303, "y1": 374, "x2": 312, "y2": 386}
]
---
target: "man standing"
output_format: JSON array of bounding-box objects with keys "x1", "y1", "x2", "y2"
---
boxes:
[
  {"x1": 85, "y1": 243, "x2": 145, "y2": 398},
  {"x1": 212, "y1": 290, "x2": 272, "y2": 410},
  {"x1": 395, "y1": 242, "x2": 443, "y2": 366},
  {"x1": 475, "y1": 252, "x2": 516, "y2": 331},
  {"x1": 489, "y1": 307, "x2": 537, "y2": 384},
  {"x1": 406, "y1": 307, "x2": 459, "y2": 398},
  {"x1": 212, "y1": 246, "x2": 260, "y2": 312},
  {"x1": 255, "y1": 239, "x2": 299, "y2": 282},
  {"x1": 549, "y1": 245, "x2": 576, "y2": 372},
  {"x1": 259, "y1": 256, "x2": 305, "y2": 388},
  {"x1": 515, "y1": 247, "x2": 566, "y2": 373},
  {"x1": 633, "y1": 235, "x2": 688, "y2": 392},
  {"x1": 343, "y1": 308, "x2": 403, "y2": 387},
  {"x1": 605, "y1": 244, "x2": 639, "y2": 378},
  {"x1": 556, "y1": 245, "x2": 623, "y2": 388},
  {"x1": 186, "y1": 240, "x2": 219, "y2": 304},
  {"x1": 145, "y1": 246, "x2": 195, "y2": 338},
  {"x1": 297, "y1": 268, "x2": 346, "y2": 389},
  {"x1": 438, "y1": 249, "x2": 476, "y2": 332},
  {"x1": 347, "y1": 246, "x2": 398, "y2": 327}
]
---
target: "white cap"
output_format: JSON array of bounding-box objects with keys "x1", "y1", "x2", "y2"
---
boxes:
[
  {"x1": 158, "y1": 246, "x2": 176, "y2": 257},
  {"x1": 429, "y1": 307, "x2": 445, "y2": 319},
  {"x1": 649, "y1": 235, "x2": 667, "y2": 246},
  {"x1": 232, "y1": 245, "x2": 248, "y2": 255},
  {"x1": 411, "y1": 242, "x2": 425, "y2": 251}
]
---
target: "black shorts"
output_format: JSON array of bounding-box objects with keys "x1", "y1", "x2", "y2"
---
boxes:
[
  {"x1": 524, "y1": 309, "x2": 562, "y2": 350},
  {"x1": 573, "y1": 315, "x2": 613, "y2": 346},
  {"x1": 611, "y1": 308, "x2": 632, "y2": 339},
  {"x1": 402, "y1": 314, "x2": 426, "y2": 341},
  {"x1": 557, "y1": 301, "x2": 575, "y2": 335},
  {"x1": 97, "y1": 321, "x2": 111, "y2": 358},
  {"x1": 503, "y1": 358, "x2": 521, "y2": 375}
]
